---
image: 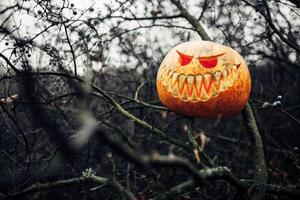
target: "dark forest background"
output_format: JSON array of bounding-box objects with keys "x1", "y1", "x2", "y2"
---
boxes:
[{"x1": 0, "y1": 0, "x2": 299, "y2": 199}]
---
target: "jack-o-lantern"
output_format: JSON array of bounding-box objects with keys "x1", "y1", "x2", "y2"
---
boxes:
[{"x1": 156, "y1": 41, "x2": 251, "y2": 118}]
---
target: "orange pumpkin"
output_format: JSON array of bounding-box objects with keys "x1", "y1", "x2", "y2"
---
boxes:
[{"x1": 156, "y1": 41, "x2": 251, "y2": 118}]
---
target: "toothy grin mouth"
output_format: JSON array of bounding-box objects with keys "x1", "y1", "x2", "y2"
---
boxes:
[{"x1": 161, "y1": 66, "x2": 239, "y2": 101}]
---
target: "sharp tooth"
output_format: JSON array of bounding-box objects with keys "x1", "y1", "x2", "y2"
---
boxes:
[
  {"x1": 219, "y1": 80, "x2": 226, "y2": 91},
  {"x1": 160, "y1": 67, "x2": 166, "y2": 74},
  {"x1": 159, "y1": 67, "x2": 164, "y2": 75},
  {"x1": 203, "y1": 73, "x2": 212, "y2": 92},
  {"x1": 203, "y1": 73, "x2": 211, "y2": 84},
  {"x1": 229, "y1": 78, "x2": 234, "y2": 86},
  {"x1": 178, "y1": 75, "x2": 186, "y2": 90},
  {"x1": 159, "y1": 70, "x2": 165, "y2": 82},
  {"x1": 167, "y1": 77, "x2": 173, "y2": 92},
  {"x1": 232, "y1": 71, "x2": 237, "y2": 80},
  {"x1": 189, "y1": 87, "x2": 198, "y2": 101},
  {"x1": 226, "y1": 68, "x2": 234, "y2": 85},
  {"x1": 222, "y1": 69, "x2": 228, "y2": 79},
  {"x1": 172, "y1": 72, "x2": 178, "y2": 87},
  {"x1": 227, "y1": 68, "x2": 231, "y2": 76},
  {"x1": 167, "y1": 70, "x2": 173, "y2": 80},
  {"x1": 181, "y1": 85, "x2": 188, "y2": 101},
  {"x1": 160, "y1": 73, "x2": 164, "y2": 80},
  {"x1": 171, "y1": 82, "x2": 179, "y2": 97},
  {"x1": 199, "y1": 87, "x2": 209, "y2": 100},
  {"x1": 162, "y1": 79, "x2": 168, "y2": 90},
  {"x1": 214, "y1": 71, "x2": 222, "y2": 82},
  {"x1": 159, "y1": 68, "x2": 165, "y2": 79},
  {"x1": 195, "y1": 75, "x2": 203, "y2": 93},
  {"x1": 213, "y1": 71, "x2": 222, "y2": 89},
  {"x1": 210, "y1": 85, "x2": 218, "y2": 97},
  {"x1": 187, "y1": 75, "x2": 194, "y2": 92},
  {"x1": 162, "y1": 70, "x2": 170, "y2": 86},
  {"x1": 232, "y1": 65, "x2": 237, "y2": 71}
]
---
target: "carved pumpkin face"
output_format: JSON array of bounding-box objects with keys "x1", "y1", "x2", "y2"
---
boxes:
[{"x1": 156, "y1": 41, "x2": 251, "y2": 118}]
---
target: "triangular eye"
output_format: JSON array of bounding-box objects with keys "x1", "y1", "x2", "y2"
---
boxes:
[
  {"x1": 198, "y1": 53, "x2": 225, "y2": 69},
  {"x1": 176, "y1": 50, "x2": 193, "y2": 66},
  {"x1": 199, "y1": 58, "x2": 218, "y2": 68}
]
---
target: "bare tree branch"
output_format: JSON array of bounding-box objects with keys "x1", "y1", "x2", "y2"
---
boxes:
[
  {"x1": 242, "y1": 0, "x2": 300, "y2": 53},
  {"x1": 3, "y1": 171, "x2": 136, "y2": 200},
  {"x1": 169, "y1": 0, "x2": 268, "y2": 199},
  {"x1": 170, "y1": 0, "x2": 212, "y2": 41}
]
